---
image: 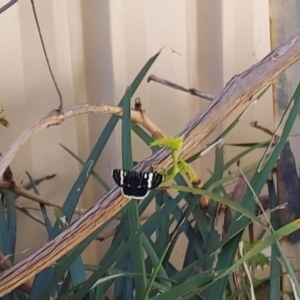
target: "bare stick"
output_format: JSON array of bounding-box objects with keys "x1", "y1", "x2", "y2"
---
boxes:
[
  {"x1": 30, "y1": 0, "x2": 63, "y2": 111},
  {"x1": 1, "y1": 26, "x2": 300, "y2": 296},
  {"x1": 250, "y1": 121, "x2": 277, "y2": 138},
  {"x1": 148, "y1": 75, "x2": 215, "y2": 100}
]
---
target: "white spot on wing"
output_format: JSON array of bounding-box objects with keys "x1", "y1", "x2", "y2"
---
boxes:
[
  {"x1": 147, "y1": 173, "x2": 153, "y2": 189},
  {"x1": 120, "y1": 170, "x2": 124, "y2": 186}
]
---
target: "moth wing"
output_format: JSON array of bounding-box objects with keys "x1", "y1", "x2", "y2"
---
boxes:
[
  {"x1": 112, "y1": 169, "x2": 124, "y2": 187},
  {"x1": 149, "y1": 173, "x2": 163, "y2": 189}
]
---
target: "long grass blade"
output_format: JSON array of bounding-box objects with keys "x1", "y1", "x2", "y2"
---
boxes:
[{"x1": 267, "y1": 177, "x2": 281, "y2": 300}]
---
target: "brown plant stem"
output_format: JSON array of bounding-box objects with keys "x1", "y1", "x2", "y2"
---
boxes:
[
  {"x1": 147, "y1": 75, "x2": 215, "y2": 100},
  {"x1": 0, "y1": 181, "x2": 85, "y2": 214}
]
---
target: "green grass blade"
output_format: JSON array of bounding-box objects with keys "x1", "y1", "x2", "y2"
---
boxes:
[
  {"x1": 173, "y1": 173, "x2": 208, "y2": 249},
  {"x1": 14, "y1": 290, "x2": 28, "y2": 300},
  {"x1": 149, "y1": 272, "x2": 215, "y2": 300},
  {"x1": 120, "y1": 85, "x2": 143, "y2": 299},
  {"x1": 202, "y1": 146, "x2": 224, "y2": 280},
  {"x1": 154, "y1": 192, "x2": 169, "y2": 258},
  {"x1": 0, "y1": 195, "x2": 11, "y2": 256},
  {"x1": 3, "y1": 191, "x2": 17, "y2": 260},
  {"x1": 57, "y1": 272, "x2": 72, "y2": 297},
  {"x1": 126, "y1": 202, "x2": 146, "y2": 299},
  {"x1": 59, "y1": 143, "x2": 111, "y2": 191},
  {"x1": 144, "y1": 221, "x2": 174, "y2": 285},
  {"x1": 69, "y1": 256, "x2": 87, "y2": 288},
  {"x1": 141, "y1": 233, "x2": 172, "y2": 300},
  {"x1": 121, "y1": 86, "x2": 133, "y2": 170},
  {"x1": 267, "y1": 178, "x2": 281, "y2": 300},
  {"x1": 25, "y1": 171, "x2": 53, "y2": 236}
]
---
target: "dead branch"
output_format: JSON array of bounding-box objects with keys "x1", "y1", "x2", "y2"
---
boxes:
[
  {"x1": 0, "y1": 104, "x2": 164, "y2": 178},
  {"x1": 1, "y1": 27, "x2": 300, "y2": 296},
  {"x1": 15, "y1": 204, "x2": 45, "y2": 225}
]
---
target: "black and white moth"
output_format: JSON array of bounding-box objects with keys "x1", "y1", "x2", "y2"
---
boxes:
[{"x1": 112, "y1": 169, "x2": 163, "y2": 199}]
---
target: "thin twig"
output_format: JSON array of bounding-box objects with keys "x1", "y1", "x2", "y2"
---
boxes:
[
  {"x1": 0, "y1": 177, "x2": 85, "y2": 214},
  {"x1": 0, "y1": 0, "x2": 18, "y2": 14},
  {"x1": 16, "y1": 204, "x2": 45, "y2": 226},
  {"x1": 23, "y1": 174, "x2": 57, "y2": 187},
  {"x1": 30, "y1": 0, "x2": 63, "y2": 111},
  {"x1": 250, "y1": 121, "x2": 277, "y2": 138},
  {"x1": 0, "y1": 180, "x2": 85, "y2": 214},
  {"x1": 147, "y1": 75, "x2": 215, "y2": 100}
]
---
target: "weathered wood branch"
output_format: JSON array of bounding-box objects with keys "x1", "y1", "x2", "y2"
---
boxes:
[
  {"x1": 0, "y1": 104, "x2": 163, "y2": 178},
  {"x1": 1, "y1": 28, "x2": 300, "y2": 296}
]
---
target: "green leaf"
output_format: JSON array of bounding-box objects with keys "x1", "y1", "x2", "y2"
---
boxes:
[
  {"x1": 121, "y1": 87, "x2": 133, "y2": 170},
  {"x1": 150, "y1": 136, "x2": 183, "y2": 151}
]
